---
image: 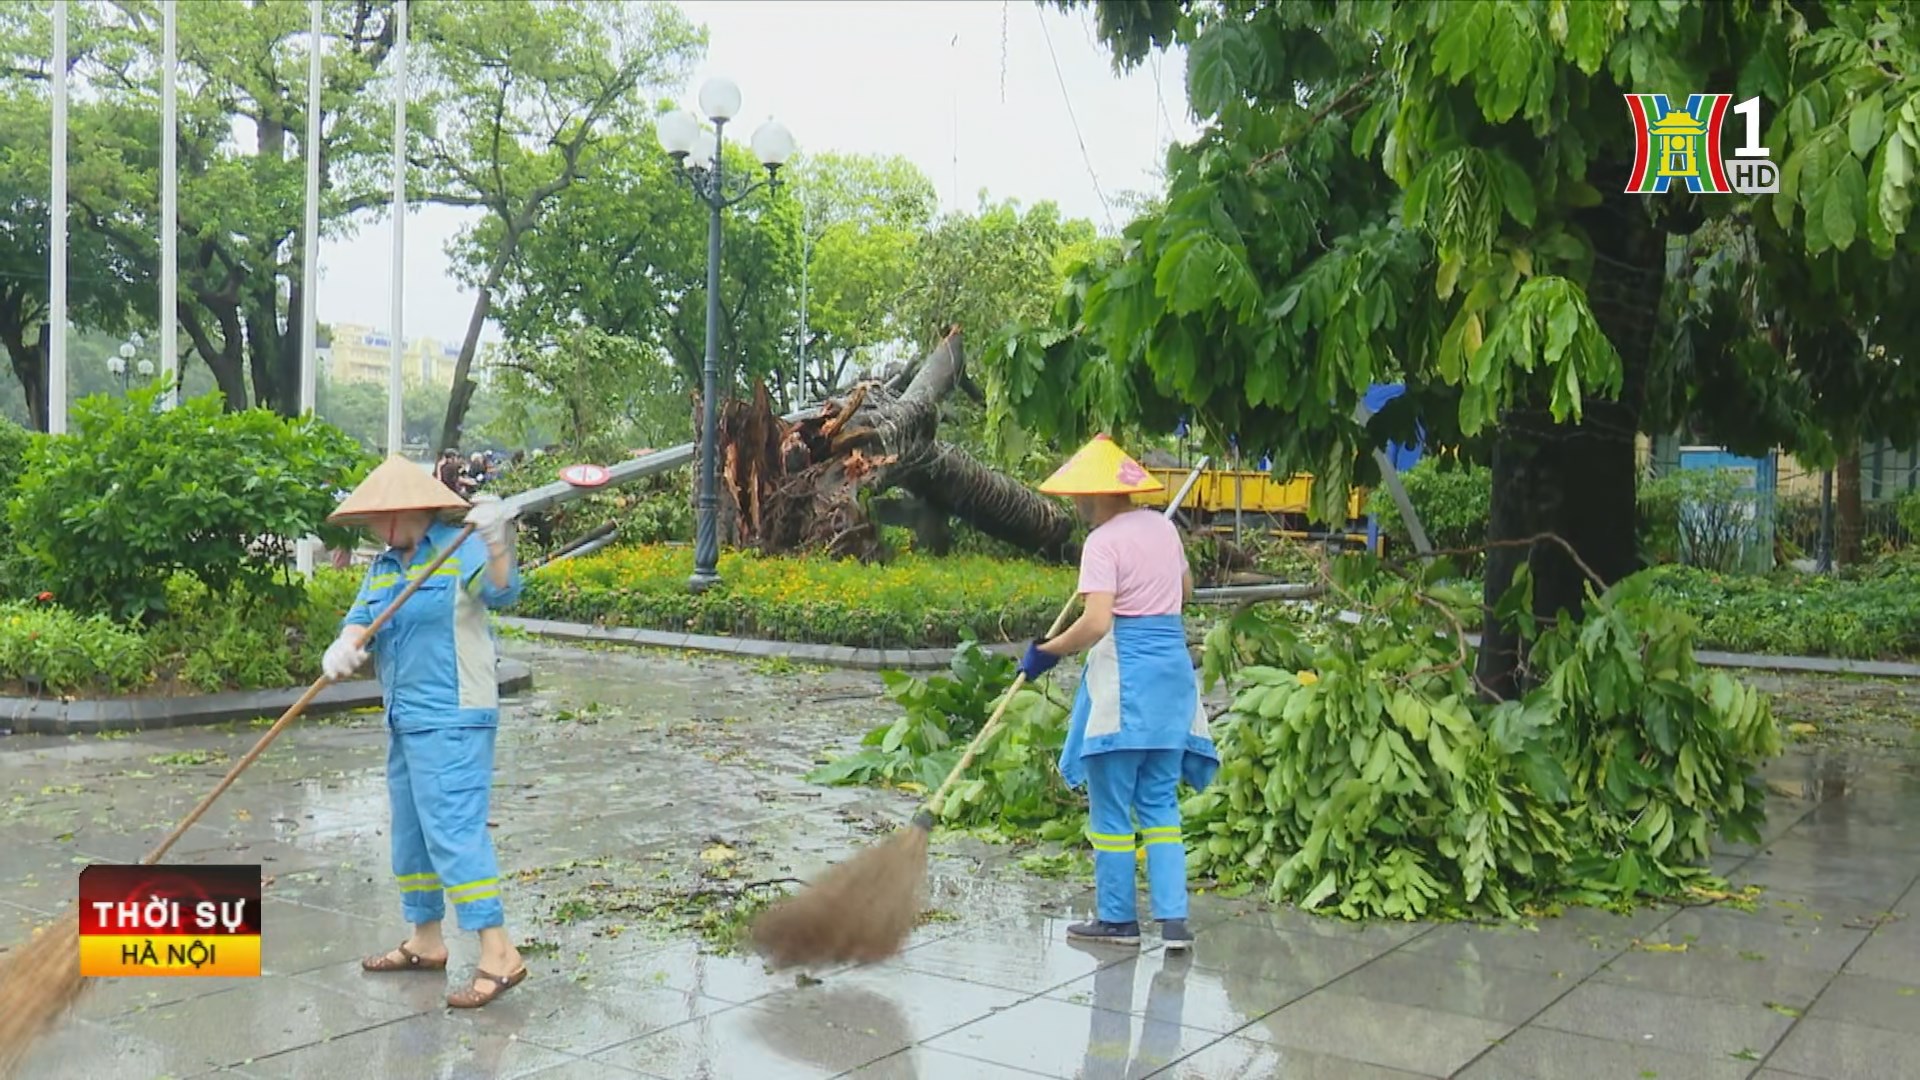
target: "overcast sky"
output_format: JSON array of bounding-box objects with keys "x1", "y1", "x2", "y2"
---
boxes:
[{"x1": 314, "y1": 0, "x2": 1198, "y2": 346}]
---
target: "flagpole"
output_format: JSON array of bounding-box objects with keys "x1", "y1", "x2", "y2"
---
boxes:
[
  {"x1": 160, "y1": 0, "x2": 179, "y2": 409},
  {"x1": 387, "y1": 0, "x2": 407, "y2": 459},
  {"x1": 48, "y1": 1, "x2": 68, "y2": 434},
  {"x1": 297, "y1": 0, "x2": 324, "y2": 578}
]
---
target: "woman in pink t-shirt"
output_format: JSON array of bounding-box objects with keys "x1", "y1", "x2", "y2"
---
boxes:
[{"x1": 1017, "y1": 435, "x2": 1219, "y2": 952}]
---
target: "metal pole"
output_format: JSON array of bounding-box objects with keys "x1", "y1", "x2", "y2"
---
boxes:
[
  {"x1": 387, "y1": 0, "x2": 407, "y2": 458},
  {"x1": 797, "y1": 197, "x2": 809, "y2": 409},
  {"x1": 690, "y1": 119, "x2": 727, "y2": 592},
  {"x1": 48, "y1": 1, "x2": 67, "y2": 434},
  {"x1": 160, "y1": 0, "x2": 178, "y2": 409},
  {"x1": 296, "y1": 0, "x2": 324, "y2": 578}
]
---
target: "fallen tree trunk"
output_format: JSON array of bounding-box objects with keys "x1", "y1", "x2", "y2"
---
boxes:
[{"x1": 712, "y1": 328, "x2": 1076, "y2": 562}]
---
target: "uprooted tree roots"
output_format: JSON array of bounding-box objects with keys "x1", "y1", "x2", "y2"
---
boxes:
[{"x1": 704, "y1": 329, "x2": 1077, "y2": 563}]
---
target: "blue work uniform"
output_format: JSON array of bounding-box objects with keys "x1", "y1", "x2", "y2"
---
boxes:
[
  {"x1": 343, "y1": 520, "x2": 522, "y2": 931},
  {"x1": 1057, "y1": 510, "x2": 1220, "y2": 927}
]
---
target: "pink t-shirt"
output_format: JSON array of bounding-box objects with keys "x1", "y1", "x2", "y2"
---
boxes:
[{"x1": 1078, "y1": 509, "x2": 1188, "y2": 616}]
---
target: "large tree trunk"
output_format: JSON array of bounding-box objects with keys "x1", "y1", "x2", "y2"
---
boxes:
[
  {"x1": 437, "y1": 240, "x2": 511, "y2": 454},
  {"x1": 0, "y1": 294, "x2": 48, "y2": 432},
  {"x1": 1836, "y1": 445, "x2": 1864, "y2": 566},
  {"x1": 1476, "y1": 183, "x2": 1664, "y2": 700},
  {"x1": 713, "y1": 328, "x2": 1076, "y2": 562}
]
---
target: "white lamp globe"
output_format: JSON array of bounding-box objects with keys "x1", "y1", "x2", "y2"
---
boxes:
[
  {"x1": 108, "y1": 355, "x2": 125, "y2": 376},
  {"x1": 657, "y1": 109, "x2": 699, "y2": 158},
  {"x1": 136, "y1": 358, "x2": 154, "y2": 378},
  {"x1": 751, "y1": 120, "x2": 795, "y2": 168},
  {"x1": 687, "y1": 128, "x2": 718, "y2": 171},
  {"x1": 698, "y1": 76, "x2": 741, "y2": 122},
  {"x1": 119, "y1": 341, "x2": 135, "y2": 360}
]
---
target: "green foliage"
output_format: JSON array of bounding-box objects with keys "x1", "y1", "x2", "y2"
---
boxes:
[
  {"x1": 0, "y1": 600, "x2": 155, "y2": 695},
  {"x1": 488, "y1": 458, "x2": 692, "y2": 556},
  {"x1": 1643, "y1": 563, "x2": 1920, "y2": 661},
  {"x1": 7, "y1": 388, "x2": 372, "y2": 620},
  {"x1": 0, "y1": 568, "x2": 361, "y2": 696},
  {"x1": 804, "y1": 642, "x2": 1085, "y2": 837},
  {"x1": 1365, "y1": 459, "x2": 1492, "y2": 560},
  {"x1": 1897, "y1": 490, "x2": 1920, "y2": 542},
  {"x1": 520, "y1": 545, "x2": 1077, "y2": 649},
  {"x1": 1185, "y1": 558, "x2": 1782, "y2": 920},
  {"x1": 483, "y1": 328, "x2": 691, "y2": 458},
  {"x1": 1636, "y1": 469, "x2": 1765, "y2": 573}
]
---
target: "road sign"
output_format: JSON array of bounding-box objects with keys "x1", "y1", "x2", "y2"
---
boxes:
[{"x1": 560, "y1": 463, "x2": 611, "y2": 488}]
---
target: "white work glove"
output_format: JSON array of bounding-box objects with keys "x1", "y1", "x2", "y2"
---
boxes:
[
  {"x1": 322, "y1": 634, "x2": 369, "y2": 682},
  {"x1": 465, "y1": 493, "x2": 518, "y2": 552}
]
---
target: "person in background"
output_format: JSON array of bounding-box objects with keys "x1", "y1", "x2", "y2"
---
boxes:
[
  {"x1": 318, "y1": 455, "x2": 528, "y2": 1008},
  {"x1": 1016, "y1": 434, "x2": 1219, "y2": 953},
  {"x1": 435, "y1": 449, "x2": 464, "y2": 494}
]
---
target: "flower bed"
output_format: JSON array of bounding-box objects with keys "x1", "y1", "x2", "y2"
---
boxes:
[{"x1": 518, "y1": 545, "x2": 1079, "y2": 649}]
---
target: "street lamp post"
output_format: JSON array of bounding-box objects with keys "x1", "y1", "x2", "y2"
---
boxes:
[
  {"x1": 658, "y1": 77, "x2": 795, "y2": 593},
  {"x1": 109, "y1": 334, "x2": 154, "y2": 394}
]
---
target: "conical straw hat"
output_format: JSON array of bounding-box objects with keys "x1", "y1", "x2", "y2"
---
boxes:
[
  {"x1": 1037, "y1": 434, "x2": 1165, "y2": 496},
  {"x1": 328, "y1": 454, "x2": 469, "y2": 524}
]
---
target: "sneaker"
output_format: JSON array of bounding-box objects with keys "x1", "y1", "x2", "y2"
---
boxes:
[
  {"x1": 1066, "y1": 919, "x2": 1141, "y2": 946},
  {"x1": 1160, "y1": 918, "x2": 1194, "y2": 953}
]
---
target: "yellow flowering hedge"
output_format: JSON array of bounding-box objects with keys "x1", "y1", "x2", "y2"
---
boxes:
[{"x1": 520, "y1": 545, "x2": 1080, "y2": 648}]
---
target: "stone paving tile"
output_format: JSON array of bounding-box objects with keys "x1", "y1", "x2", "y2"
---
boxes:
[
  {"x1": 1638, "y1": 906, "x2": 1870, "y2": 971},
  {"x1": 1179, "y1": 920, "x2": 1392, "y2": 986},
  {"x1": 1398, "y1": 920, "x2": 1626, "y2": 979},
  {"x1": 448, "y1": 978, "x2": 734, "y2": 1058},
  {"x1": 1320, "y1": 950, "x2": 1576, "y2": 1025},
  {"x1": 1144, "y1": 1035, "x2": 1436, "y2": 1079},
  {"x1": 1453, "y1": 1025, "x2": 1755, "y2": 1079},
  {"x1": 1044, "y1": 951, "x2": 1311, "y2": 1036},
  {"x1": 840, "y1": 1047, "x2": 1056, "y2": 1079},
  {"x1": 894, "y1": 914, "x2": 1135, "y2": 995},
  {"x1": 589, "y1": 1002, "x2": 912, "y2": 1079},
  {"x1": 1238, "y1": 989, "x2": 1512, "y2": 1077},
  {"x1": 754, "y1": 964, "x2": 1028, "y2": 1043},
  {"x1": 920, "y1": 995, "x2": 1223, "y2": 1080},
  {"x1": 1531, "y1": 978, "x2": 1795, "y2": 1061},
  {"x1": 515, "y1": 1058, "x2": 653, "y2": 1079},
  {"x1": 1803, "y1": 972, "x2": 1920, "y2": 1033},
  {"x1": 1592, "y1": 948, "x2": 1832, "y2": 1011},
  {"x1": 243, "y1": 1012, "x2": 574, "y2": 1079},
  {"x1": 1840, "y1": 924, "x2": 1920, "y2": 982},
  {"x1": 88, "y1": 978, "x2": 421, "y2": 1076},
  {"x1": 1764, "y1": 1017, "x2": 1920, "y2": 1080}
]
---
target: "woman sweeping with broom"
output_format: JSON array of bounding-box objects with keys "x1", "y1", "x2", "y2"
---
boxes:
[
  {"x1": 320, "y1": 456, "x2": 529, "y2": 1007},
  {"x1": 1016, "y1": 435, "x2": 1219, "y2": 952}
]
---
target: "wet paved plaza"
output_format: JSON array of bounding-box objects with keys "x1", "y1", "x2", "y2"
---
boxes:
[{"x1": 2, "y1": 643, "x2": 1918, "y2": 1079}]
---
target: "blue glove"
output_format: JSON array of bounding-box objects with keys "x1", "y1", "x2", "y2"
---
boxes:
[{"x1": 1017, "y1": 641, "x2": 1061, "y2": 681}]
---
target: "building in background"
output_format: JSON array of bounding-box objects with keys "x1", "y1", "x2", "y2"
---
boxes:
[{"x1": 319, "y1": 323, "x2": 498, "y2": 389}]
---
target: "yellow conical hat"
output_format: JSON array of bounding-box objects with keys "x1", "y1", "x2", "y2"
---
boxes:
[
  {"x1": 328, "y1": 454, "x2": 469, "y2": 524},
  {"x1": 1037, "y1": 434, "x2": 1165, "y2": 496}
]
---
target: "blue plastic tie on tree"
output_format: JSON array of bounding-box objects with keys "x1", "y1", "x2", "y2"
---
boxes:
[
  {"x1": 1258, "y1": 453, "x2": 1273, "y2": 472},
  {"x1": 1174, "y1": 416, "x2": 1189, "y2": 439}
]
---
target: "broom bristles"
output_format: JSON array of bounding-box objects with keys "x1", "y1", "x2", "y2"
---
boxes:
[
  {"x1": 749, "y1": 822, "x2": 929, "y2": 970},
  {"x1": 0, "y1": 911, "x2": 86, "y2": 1080}
]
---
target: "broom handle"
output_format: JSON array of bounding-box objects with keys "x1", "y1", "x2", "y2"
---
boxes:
[
  {"x1": 139, "y1": 524, "x2": 479, "y2": 865},
  {"x1": 923, "y1": 592, "x2": 1079, "y2": 820}
]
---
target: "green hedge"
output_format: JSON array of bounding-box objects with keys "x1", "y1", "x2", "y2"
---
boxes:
[
  {"x1": 518, "y1": 545, "x2": 1078, "y2": 649},
  {"x1": 1, "y1": 571, "x2": 362, "y2": 698},
  {"x1": 1645, "y1": 561, "x2": 1920, "y2": 661}
]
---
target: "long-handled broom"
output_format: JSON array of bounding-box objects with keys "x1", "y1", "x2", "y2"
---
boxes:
[
  {"x1": 0, "y1": 525, "x2": 476, "y2": 1079},
  {"x1": 747, "y1": 593, "x2": 1079, "y2": 970},
  {"x1": 749, "y1": 461, "x2": 1208, "y2": 971}
]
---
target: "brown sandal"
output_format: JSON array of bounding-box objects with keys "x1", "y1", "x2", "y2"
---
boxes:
[
  {"x1": 361, "y1": 942, "x2": 448, "y2": 972},
  {"x1": 446, "y1": 965, "x2": 528, "y2": 1009}
]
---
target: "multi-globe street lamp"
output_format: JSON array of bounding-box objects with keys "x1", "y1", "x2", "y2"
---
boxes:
[
  {"x1": 107, "y1": 333, "x2": 155, "y2": 393},
  {"x1": 657, "y1": 76, "x2": 795, "y2": 593}
]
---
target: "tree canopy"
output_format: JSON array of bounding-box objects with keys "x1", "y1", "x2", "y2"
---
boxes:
[{"x1": 985, "y1": 0, "x2": 1920, "y2": 695}]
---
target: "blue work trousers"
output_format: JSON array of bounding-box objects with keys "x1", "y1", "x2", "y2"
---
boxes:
[
  {"x1": 387, "y1": 725, "x2": 504, "y2": 931},
  {"x1": 1084, "y1": 748, "x2": 1187, "y2": 924}
]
